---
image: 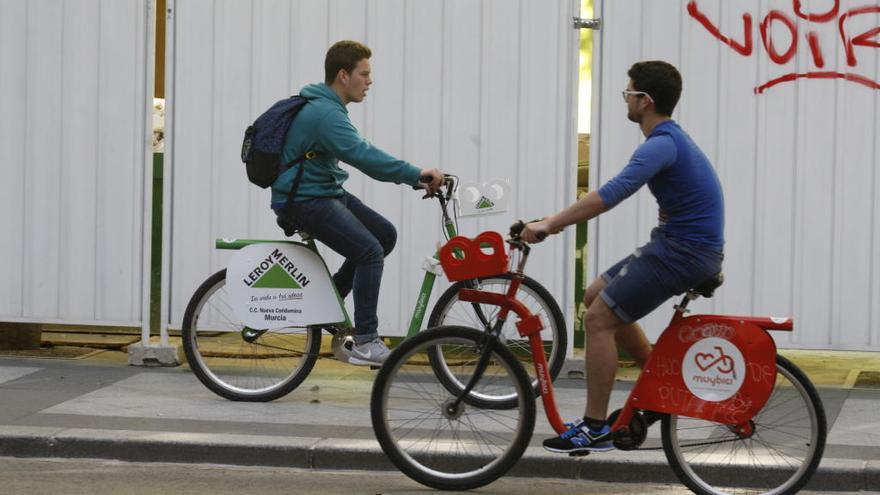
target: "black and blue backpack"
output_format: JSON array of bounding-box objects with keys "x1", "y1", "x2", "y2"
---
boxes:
[{"x1": 240, "y1": 95, "x2": 319, "y2": 200}]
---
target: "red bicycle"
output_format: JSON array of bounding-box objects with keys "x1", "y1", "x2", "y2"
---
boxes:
[{"x1": 371, "y1": 222, "x2": 827, "y2": 494}]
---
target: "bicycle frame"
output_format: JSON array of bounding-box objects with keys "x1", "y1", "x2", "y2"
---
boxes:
[
  {"x1": 449, "y1": 234, "x2": 796, "y2": 438},
  {"x1": 405, "y1": 188, "x2": 461, "y2": 337},
  {"x1": 214, "y1": 176, "x2": 472, "y2": 336},
  {"x1": 453, "y1": 241, "x2": 568, "y2": 434}
]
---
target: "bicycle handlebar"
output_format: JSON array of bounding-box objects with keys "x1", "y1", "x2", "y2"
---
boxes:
[
  {"x1": 414, "y1": 174, "x2": 456, "y2": 202},
  {"x1": 509, "y1": 220, "x2": 547, "y2": 243}
]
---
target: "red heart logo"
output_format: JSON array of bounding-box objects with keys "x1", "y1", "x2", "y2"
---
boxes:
[{"x1": 695, "y1": 352, "x2": 716, "y2": 371}]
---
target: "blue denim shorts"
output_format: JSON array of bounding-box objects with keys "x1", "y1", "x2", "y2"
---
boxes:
[{"x1": 599, "y1": 228, "x2": 723, "y2": 323}]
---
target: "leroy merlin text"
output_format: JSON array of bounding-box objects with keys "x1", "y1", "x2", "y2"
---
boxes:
[{"x1": 242, "y1": 249, "x2": 311, "y2": 287}]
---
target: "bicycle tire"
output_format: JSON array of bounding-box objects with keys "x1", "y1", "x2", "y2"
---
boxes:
[
  {"x1": 181, "y1": 269, "x2": 321, "y2": 402},
  {"x1": 427, "y1": 274, "x2": 567, "y2": 409},
  {"x1": 661, "y1": 354, "x2": 827, "y2": 495},
  {"x1": 371, "y1": 325, "x2": 536, "y2": 491}
]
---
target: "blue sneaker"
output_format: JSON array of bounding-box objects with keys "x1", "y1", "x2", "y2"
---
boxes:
[
  {"x1": 543, "y1": 422, "x2": 614, "y2": 453},
  {"x1": 565, "y1": 417, "x2": 585, "y2": 429}
]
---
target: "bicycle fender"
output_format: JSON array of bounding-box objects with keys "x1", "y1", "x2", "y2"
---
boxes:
[{"x1": 630, "y1": 316, "x2": 777, "y2": 425}]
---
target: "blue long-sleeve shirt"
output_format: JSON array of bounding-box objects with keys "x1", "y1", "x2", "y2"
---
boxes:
[
  {"x1": 271, "y1": 83, "x2": 421, "y2": 207},
  {"x1": 598, "y1": 121, "x2": 724, "y2": 250}
]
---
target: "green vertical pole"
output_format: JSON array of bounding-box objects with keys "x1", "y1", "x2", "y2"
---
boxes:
[
  {"x1": 574, "y1": 222, "x2": 587, "y2": 347},
  {"x1": 150, "y1": 153, "x2": 163, "y2": 335}
]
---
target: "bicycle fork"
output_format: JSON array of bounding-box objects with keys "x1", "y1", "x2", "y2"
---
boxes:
[
  {"x1": 522, "y1": 315, "x2": 567, "y2": 434},
  {"x1": 446, "y1": 323, "x2": 504, "y2": 413},
  {"x1": 456, "y1": 277, "x2": 568, "y2": 434}
]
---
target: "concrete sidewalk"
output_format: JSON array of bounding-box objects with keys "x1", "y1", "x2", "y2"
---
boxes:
[{"x1": 0, "y1": 348, "x2": 878, "y2": 492}]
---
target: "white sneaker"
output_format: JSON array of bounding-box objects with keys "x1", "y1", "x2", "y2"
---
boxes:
[{"x1": 349, "y1": 339, "x2": 391, "y2": 366}]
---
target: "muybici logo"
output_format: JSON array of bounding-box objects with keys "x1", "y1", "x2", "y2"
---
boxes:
[{"x1": 682, "y1": 337, "x2": 746, "y2": 401}]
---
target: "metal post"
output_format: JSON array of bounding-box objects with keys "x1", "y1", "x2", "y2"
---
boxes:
[
  {"x1": 129, "y1": 0, "x2": 180, "y2": 367},
  {"x1": 138, "y1": 0, "x2": 156, "y2": 353}
]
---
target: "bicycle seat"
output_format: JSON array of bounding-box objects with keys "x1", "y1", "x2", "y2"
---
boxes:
[
  {"x1": 275, "y1": 215, "x2": 311, "y2": 240},
  {"x1": 276, "y1": 215, "x2": 296, "y2": 237},
  {"x1": 692, "y1": 273, "x2": 724, "y2": 298}
]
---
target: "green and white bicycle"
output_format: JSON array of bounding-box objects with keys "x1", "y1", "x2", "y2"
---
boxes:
[{"x1": 180, "y1": 175, "x2": 567, "y2": 404}]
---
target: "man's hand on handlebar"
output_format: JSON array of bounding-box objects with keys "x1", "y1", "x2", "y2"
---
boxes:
[
  {"x1": 521, "y1": 218, "x2": 562, "y2": 244},
  {"x1": 419, "y1": 168, "x2": 445, "y2": 194}
]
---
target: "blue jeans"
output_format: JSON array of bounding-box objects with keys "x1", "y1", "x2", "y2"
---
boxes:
[{"x1": 275, "y1": 192, "x2": 396, "y2": 344}]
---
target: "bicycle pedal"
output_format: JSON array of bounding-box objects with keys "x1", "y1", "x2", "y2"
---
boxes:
[
  {"x1": 568, "y1": 450, "x2": 591, "y2": 457},
  {"x1": 370, "y1": 365, "x2": 381, "y2": 371}
]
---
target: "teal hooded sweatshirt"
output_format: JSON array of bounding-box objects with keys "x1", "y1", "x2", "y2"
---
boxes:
[{"x1": 271, "y1": 83, "x2": 422, "y2": 208}]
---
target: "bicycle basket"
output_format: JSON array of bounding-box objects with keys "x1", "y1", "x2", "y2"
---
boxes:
[{"x1": 438, "y1": 231, "x2": 509, "y2": 282}]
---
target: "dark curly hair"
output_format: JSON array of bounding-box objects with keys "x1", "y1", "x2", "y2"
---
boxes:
[
  {"x1": 325, "y1": 40, "x2": 372, "y2": 85},
  {"x1": 627, "y1": 61, "x2": 682, "y2": 117}
]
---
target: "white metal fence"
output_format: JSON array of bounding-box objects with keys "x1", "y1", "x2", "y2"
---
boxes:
[
  {"x1": 164, "y1": 0, "x2": 580, "y2": 345},
  {"x1": 591, "y1": 0, "x2": 880, "y2": 350},
  {"x1": 6, "y1": 0, "x2": 875, "y2": 352},
  {"x1": 0, "y1": 0, "x2": 154, "y2": 327}
]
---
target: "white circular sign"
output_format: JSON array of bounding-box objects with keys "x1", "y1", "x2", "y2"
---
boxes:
[{"x1": 682, "y1": 337, "x2": 746, "y2": 402}]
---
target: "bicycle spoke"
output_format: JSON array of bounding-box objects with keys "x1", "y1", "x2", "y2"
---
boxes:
[
  {"x1": 373, "y1": 327, "x2": 534, "y2": 490},
  {"x1": 425, "y1": 276, "x2": 566, "y2": 410},
  {"x1": 662, "y1": 356, "x2": 825, "y2": 495},
  {"x1": 182, "y1": 270, "x2": 319, "y2": 400}
]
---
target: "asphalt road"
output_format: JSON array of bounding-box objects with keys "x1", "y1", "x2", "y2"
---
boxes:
[{"x1": 1, "y1": 457, "x2": 873, "y2": 495}]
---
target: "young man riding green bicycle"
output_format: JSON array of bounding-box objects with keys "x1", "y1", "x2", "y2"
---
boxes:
[{"x1": 273, "y1": 40, "x2": 444, "y2": 366}]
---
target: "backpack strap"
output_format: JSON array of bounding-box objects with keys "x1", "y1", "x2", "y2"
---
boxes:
[{"x1": 282, "y1": 150, "x2": 319, "y2": 210}]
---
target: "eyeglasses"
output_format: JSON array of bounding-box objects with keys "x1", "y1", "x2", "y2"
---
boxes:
[{"x1": 621, "y1": 90, "x2": 653, "y2": 103}]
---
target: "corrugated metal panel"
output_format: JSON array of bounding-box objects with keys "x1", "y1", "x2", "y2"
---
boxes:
[
  {"x1": 0, "y1": 0, "x2": 152, "y2": 326},
  {"x1": 591, "y1": 0, "x2": 880, "y2": 350},
  {"x1": 166, "y1": 0, "x2": 581, "y2": 341}
]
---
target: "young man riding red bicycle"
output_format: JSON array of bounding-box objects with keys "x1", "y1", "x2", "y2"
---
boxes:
[
  {"x1": 372, "y1": 60, "x2": 824, "y2": 493},
  {"x1": 523, "y1": 60, "x2": 725, "y2": 454}
]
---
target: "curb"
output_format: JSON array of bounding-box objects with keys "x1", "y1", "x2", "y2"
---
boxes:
[{"x1": 0, "y1": 427, "x2": 877, "y2": 491}]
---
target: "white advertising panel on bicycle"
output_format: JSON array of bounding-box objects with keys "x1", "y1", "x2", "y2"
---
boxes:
[{"x1": 226, "y1": 243, "x2": 346, "y2": 329}]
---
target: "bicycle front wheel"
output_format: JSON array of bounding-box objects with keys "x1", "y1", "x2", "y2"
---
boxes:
[
  {"x1": 661, "y1": 354, "x2": 827, "y2": 495},
  {"x1": 371, "y1": 326, "x2": 535, "y2": 491},
  {"x1": 427, "y1": 274, "x2": 567, "y2": 408},
  {"x1": 181, "y1": 269, "x2": 321, "y2": 402}
]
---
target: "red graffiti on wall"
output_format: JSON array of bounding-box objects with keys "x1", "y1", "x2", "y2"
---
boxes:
[{"x1": 687, "y1": 0, "x2": 880, "y2": 94}]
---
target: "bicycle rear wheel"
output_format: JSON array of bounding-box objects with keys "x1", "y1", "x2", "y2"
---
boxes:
[
  {"x1": 181, "y1": 269, "x2": 321, "y2": 402},
  {"x1": 661, "y1": 354, "x2": 826, "y2": 495},
  {"x1": 427, "y1": 274, "x2": 566, "y2": 409},
  {"x1": 371, "y1": 326, "x2": 535, "y2": 491}
]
